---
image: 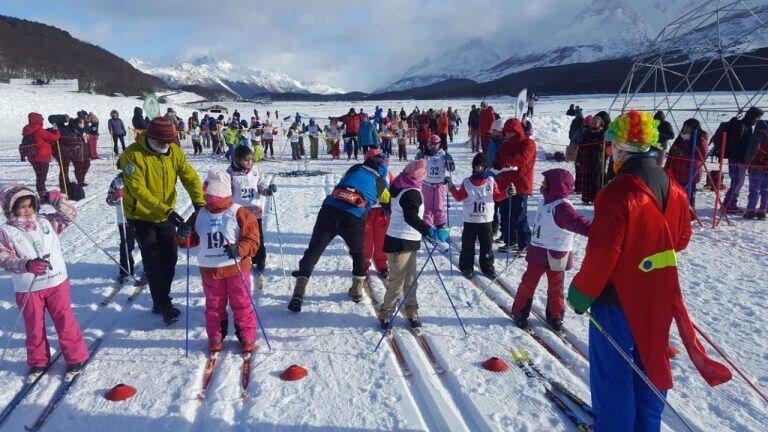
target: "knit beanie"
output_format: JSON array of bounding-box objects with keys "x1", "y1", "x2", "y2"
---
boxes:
[
  {"x1": 203, "y1": 170, "x2": 232, "y2": 198},
  {"x1": 147, "y1": 117, "x2": 177, "y2": 143}
]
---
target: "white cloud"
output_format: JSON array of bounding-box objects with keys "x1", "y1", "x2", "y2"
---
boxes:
[{"x1": 12, "y1": 0, "x2": 587, "y2": 91}]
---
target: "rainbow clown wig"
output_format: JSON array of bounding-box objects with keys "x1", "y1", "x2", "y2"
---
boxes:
[{"x1": 606, "y1": 110, "x2": 660, "y2": 152}]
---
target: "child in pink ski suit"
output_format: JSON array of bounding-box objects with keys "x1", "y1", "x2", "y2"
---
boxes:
[
  {"x1": 0, "y1": 185, "x2": 89, "y2": 372},
  {"x1": 181, "y1": 170, "x2": 261, "y2": 353},
  {"x1": 416, "y1": 135, "x2": 455, "y2": 227},
  {"x1": 511, "y1": 169, "x2": 591, "y2": 331}
]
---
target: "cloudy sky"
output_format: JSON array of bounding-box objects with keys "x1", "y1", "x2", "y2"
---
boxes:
[{"x1": 0, "y1": 0, "x2": 588, "y2": 91}]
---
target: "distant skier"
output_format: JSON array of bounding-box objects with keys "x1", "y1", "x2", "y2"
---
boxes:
[{"x1": 0, "y1": 185, "x2": 90, "y2": 373}]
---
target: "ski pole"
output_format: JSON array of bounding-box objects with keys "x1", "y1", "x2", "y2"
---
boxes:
[
  {"x1": 0, "y1": 275, "x2": 38, "y2": 363},
  {"x1": 68, "y1": 218, "x2": 140, "y2": 284},
  {"x1": 445, "y1": 172, "x2": 453, "y2": 277},
  {"x1": 185, "y1": 239, "x2": 190, "y2": 359},
  {"x1": 424, "y1": 240, "x2": 467, "y2": 335},
  {"x1": 270, "y1": 193, "x2": 289, "y2": 291},
  {"x1": 465, "y1": 245, "x2": 527, "y2": 308},
  {"x1": 693, "y1": 323, "x2": 768, "y2": 404},
  {"x1": 584, "y1": 310, "x2": 696, "y2": 432},
  {"x1": 228, "y1": 242, "x2": 272, "y2": 351},
  {"x1": 374, "y1": 243, "x2": 438, "y2": 353}
]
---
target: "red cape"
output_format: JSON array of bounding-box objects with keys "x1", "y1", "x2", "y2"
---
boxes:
[{"x1": 572, "y1": 172, "x2": 731, "y2": 391}]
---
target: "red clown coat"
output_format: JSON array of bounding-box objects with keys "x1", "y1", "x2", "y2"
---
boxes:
[{"x1": 571, "y1": 172, "x2": 731, "y2": 391}]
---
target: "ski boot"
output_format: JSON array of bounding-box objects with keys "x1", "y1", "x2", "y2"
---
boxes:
[
  {"x1": 482, "y1": 268, "x2": 497, "y2": 279},
  {"x1": 380, "y1": 316, "x2": 391, "y2": 331},
  {"x1": 498, "y1": 244, "x2": 518, "y2": 254},
  {"x1": 209, "y1": 339, "x2": 223, "y2": 353},
  {"x1": 512, "y1": 315, "x2": 529, "y2": 330},
  {"x1": 407, "y1": 312, "x2": 422, "y2": 329},
  {"x1": 161, "y1": 303, "x2": 181, "y2": 326},
  {"x1": 28, "y1": 366, "x2": 46, "y2": 376},
  {"x1": 287, "y1": 276, "x2": 308, "y2": 313},
  {"x1": 461, "y1": 269, "x2": 473, "y2": 279},
  {"x1": 66, "y1": 362, "x2": 85, "y2": 373},
  {"x1": 546, "y1": 318, "x2": 565, "y2": 333},
  {"x1": 378, "y1": 268, "x2": 389, "y2": 280},
  {"x1": 347, "y1": 276, "x2": 365, "y2": 303},
  {"x1": 240, "y1": 341, "x2": 256, "y2": 354}
]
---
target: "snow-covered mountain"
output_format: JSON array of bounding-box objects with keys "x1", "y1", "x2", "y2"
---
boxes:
[
  {"x1": 384, "y1": 0, "x2": 766, "y2": 90},
  {"x1": 377, "y1": 38, "x2": 500, "y2": 92},
  {"x1": 130, "y1": 56, "x2": 345, "y2": 98}
]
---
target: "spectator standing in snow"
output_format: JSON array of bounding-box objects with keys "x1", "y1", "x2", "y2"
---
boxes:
[
  {"x1": 576, "y1": 111, "x2": 611, "y2": 205},
  {"x1": 21, "y1": 112, "x2": 61, "y2": 196},
  {"x1": 85, "y1": 112, "x2": 99, "y2": 160},
  {"x1": 723, "y1": 106, "x2": 763, "y2": 213},
  {"x1": 654, "y1": 111, "x2": 675, "y2": 166},
  {"x1": 131, "y1": 107, "x2": 149, "y2": 139},
  {"x1": 478, "y1": 102, "x2": 495, "y2": 154},
  {"x1": 108, "y1": 110, "x2": 127, "y2": 156},
  {"x1": 664, "y1": 118, "x2": 708, "y2": 208},
  {"x1": 358, "y1": 113, "x2": 380, "y2": 153},
  {"x1": 447, "y1": 107, "x2": 457, "y2": 143},
  {"x1": 744, "y1": 119, "x2": 768, "y2": 219}
]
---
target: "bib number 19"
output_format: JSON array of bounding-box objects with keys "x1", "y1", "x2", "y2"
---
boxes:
[{"x1": 207, "y1": 232, "x2": 225, "y2": 249}]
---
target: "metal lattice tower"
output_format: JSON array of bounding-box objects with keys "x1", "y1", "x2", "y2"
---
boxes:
[{"x1": 609, "y1": 0, "x2": 768, "y2": 131}]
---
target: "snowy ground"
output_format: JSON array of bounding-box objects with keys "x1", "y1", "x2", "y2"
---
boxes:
[{"x1": 0, "y1": 85, "x2": 766, "y2": 431}]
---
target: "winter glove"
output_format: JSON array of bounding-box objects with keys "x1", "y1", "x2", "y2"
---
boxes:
[
  {"x1": 567, "y1": 283, "x2": 596, "y2": 315},
  {"x1": 505, "y1": 183, "x2": 517, "y2": 197},
  {"x1": 193, "y1": 203, "x2": 204, "y2": 212},
  {"x1": 445, "y1": 178, "x2": 455, "y2": 189},
  {"x1": 176, "y1": 223, "x2": 192, "y2": 242},
  {"x1": 168, "y1": 211, "x2": 185, "y2": 227},
  {"x1": 427, "y1": 226, "x2": 450, "y2": 243},
  {"x1": 265, "y1": 183, "x2": 277, "y2": 196},
  {"x1": 223, "y1": 243, "x2": 240, "y2": 259},
  {"x1": 446, "y1": 159, "x2": 456, "y2": 172},
  {"x1": 42, "y1": 191, "x2": 63, "y2": 207},
  {"x1": 25, "y1": 258, "x2": 51, "y2": 275}
]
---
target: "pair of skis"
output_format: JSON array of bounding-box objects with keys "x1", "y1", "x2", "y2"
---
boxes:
[
  {"x1": 198, "y1": 348, "x2": 254, "y2": 400},
  {"x1": 510, "y1": 347, "x2": 593, "y2": 431},
  {"x1": 101, "y1": 275, "x2": 148, "y2": 306},
  {"x1": 11, "y1": 338, "x2": 103, "y2": 431},
  {"x1": 365, "y1": 274, "x2": 446, "y2": 377}
]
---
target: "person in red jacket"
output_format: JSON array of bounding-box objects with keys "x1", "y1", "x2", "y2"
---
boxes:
[
  {"x1": 437, "y1": 111, "x2": 450, "y2": 151},
  {"x1": 568, "y1": 110, "x2": 731, "y2": 432},
  {"x1": 22, "y1": 113, "x2": 61, "y2": 195},
  {"x1": 664, "y1": 118, "x2": 708, "y2": 209},
  {"x1": 494, "y1": 118, "x2": 536, "y2": 254},
  {"x1": 336, "y1": 108, "x2": 362, "y2": 159},
  {"x1": 478, "y1": 102, "x2": 496, "y2": 153}
]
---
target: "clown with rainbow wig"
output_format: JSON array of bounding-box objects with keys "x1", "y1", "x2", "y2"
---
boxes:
[{"x1": 567, "y1": 110, "x2": 732, "y2": 431}]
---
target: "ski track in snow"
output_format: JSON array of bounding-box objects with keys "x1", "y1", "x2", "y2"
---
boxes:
[{"x1": 0, "y1": 88, "x2": 766, "y2": 430}]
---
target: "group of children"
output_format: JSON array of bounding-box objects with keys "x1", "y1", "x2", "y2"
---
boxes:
[{"x1": 2, "y1": 103, "x2": 591, "y2": 374}]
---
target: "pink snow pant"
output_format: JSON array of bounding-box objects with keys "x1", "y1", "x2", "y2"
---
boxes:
[
  {"x1": 16, "y1": 280, "x2": 89, "y2": 368},
  {"x1": 364, "y1": 207, "x2": 390, "y2": 272},
  {"x1": 422, "y1": 182, "x2": 447, "y2": 227},
  {"x1": 201, "y1": 272, "x2": 257, "y2": 344}
]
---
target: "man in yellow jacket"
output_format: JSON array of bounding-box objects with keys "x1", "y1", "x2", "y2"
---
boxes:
[{"x1": 119, "y1": 117, "x2": 205, "y2": 325}]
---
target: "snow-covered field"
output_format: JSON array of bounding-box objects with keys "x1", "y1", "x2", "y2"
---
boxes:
[{"x1": 0, "y1": 84, "x2": 766, "y2": 431}]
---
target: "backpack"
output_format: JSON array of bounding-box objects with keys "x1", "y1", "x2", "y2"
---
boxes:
[
  {"x1": 709, "y1": 117, "x2": 739, "y2": 160},
  {"x1": 19, "y1": 135, "x2": 35, "y2": 160}
]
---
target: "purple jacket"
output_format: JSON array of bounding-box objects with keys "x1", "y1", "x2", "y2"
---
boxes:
[{"x1": 526, "y1": 169, "x2": 591, "y2": 270}]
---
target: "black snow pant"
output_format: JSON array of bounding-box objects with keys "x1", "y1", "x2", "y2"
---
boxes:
[
  {"x1": 295, "y1": 205, "x2": 366, "y2": 278},
  {"x1": 118, "y1": 222, "x2": 136, "y2": 277},
  {"x1": 459, "y1": 221, "x2": 494, "y2": 274},
  {"x1": 129, "y1": 220, "x2": 178, "y2": 308},
  {"x1": 253, "y1": 218, "x2": 266, "y2": 272}
]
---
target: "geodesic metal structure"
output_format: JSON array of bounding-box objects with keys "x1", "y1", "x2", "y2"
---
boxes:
[{"x1": 609, "y1": 0, "x2": 768, "y2": 132}]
